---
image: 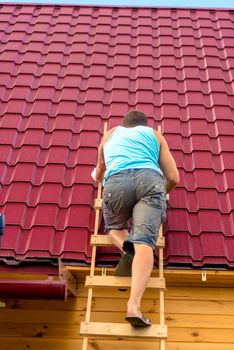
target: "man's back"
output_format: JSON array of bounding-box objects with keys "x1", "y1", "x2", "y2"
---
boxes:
[
  {"x1": 95, "y1": 110, "x2": 179, "y2": 192},
  {"x1": 103, "y1": 125, "x2": 162, "y2": 180}
]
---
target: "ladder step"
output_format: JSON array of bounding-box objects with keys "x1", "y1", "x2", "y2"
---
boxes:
[
  {"x1": 80, "y1": 321, "x2": 167, "y2": 339},
  {"x1": 85, "y1": 276, "x2": 165, "y2": 289},
  {"x1": 156, "y1": 236, "x2": 165, "y2": 248},
  {"x1": 91, "y1": 234, "x2": 165, "y2": 249},
  {"x1": 91, "y1": 235, "x2": 112, "y2": 246},
  {"x1": 94, "y1": 198, "x2": 103, "y2": 209}
]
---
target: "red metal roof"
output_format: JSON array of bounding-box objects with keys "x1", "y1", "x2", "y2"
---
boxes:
[{"x1": 0, "y1": 4, "x2": 233, "y2": 268}]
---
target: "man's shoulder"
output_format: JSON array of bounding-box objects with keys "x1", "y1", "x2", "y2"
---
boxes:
[
  {"x1": 152, "y1": 129, "x2": 164, "y2": 146},
  {"x1": 103, "y1": 126, "x2": 118, "y2": 143}
]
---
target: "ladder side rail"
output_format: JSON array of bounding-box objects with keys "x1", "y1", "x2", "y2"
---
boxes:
[
  {"x1": 158, "y1": 226, "x2": 165, "y2": 326},
  {"x1": 159, "y1": 227, "x2": 166, "y2": 350},
  {"x1": 82, "y1": 122, "x2": 108, "y2": 350},
  {"x1": 158, "y1": 124, "x2": 166, "y2": 350}
]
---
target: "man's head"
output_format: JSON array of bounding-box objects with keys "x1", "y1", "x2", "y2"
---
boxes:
[{"x1": 123, "y1": 110, "x2": 148, "y2": 127}]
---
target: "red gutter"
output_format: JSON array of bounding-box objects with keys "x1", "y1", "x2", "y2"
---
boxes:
[{"x1": 0, "y1": 277, "x2": 67, "y2": 300}]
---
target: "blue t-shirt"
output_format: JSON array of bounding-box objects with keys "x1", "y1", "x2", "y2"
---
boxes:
[{"x1": 104, "y1": 125, "x2": 162, "y2": 180}]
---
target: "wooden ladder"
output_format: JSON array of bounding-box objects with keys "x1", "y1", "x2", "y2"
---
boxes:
[{"x1": 80, "y1": 124, "x2": 167, "y2": 350}]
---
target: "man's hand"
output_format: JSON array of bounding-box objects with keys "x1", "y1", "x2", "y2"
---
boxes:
[
  {"x1": 166, "y1": 193, "x2": 172, "y2": 209},
  {"x1": 91, "y1": 167, "x2": 106, "y2": 182},
  {"x1": 91, "y1": 167, "x2": 97, "y2": 181}
]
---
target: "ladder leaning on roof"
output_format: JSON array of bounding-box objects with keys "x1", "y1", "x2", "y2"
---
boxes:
[{"x1": 80, "y1": 123, "x2": 168, "y2": 350}]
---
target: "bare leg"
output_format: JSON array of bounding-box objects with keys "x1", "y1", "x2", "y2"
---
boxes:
[
  {"x1": 109, "y1": 229, "x2": 129, "y2": 252},
  {"x1": 127, "y1": 243, "x2": 154, "y2": 316}
]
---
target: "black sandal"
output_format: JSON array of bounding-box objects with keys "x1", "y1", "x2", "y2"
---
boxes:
[{"x1": 125, "y1": 315, "x2": 152, "y2": 327}]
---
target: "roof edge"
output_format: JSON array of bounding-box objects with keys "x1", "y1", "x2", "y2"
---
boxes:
[{"x1": 1, "y1": 2, "x2": 234, "y2": 11}]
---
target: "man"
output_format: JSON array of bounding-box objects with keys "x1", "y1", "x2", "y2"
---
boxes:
[{"x1": 91, "y1": 110, "x2": 179, "y2": 327}]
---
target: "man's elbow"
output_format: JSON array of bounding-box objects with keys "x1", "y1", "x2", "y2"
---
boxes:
[
  {"x1": 96, "y1": 164, "x2": 106, "y2": 182},
  {"x1": 167, "y1": 170, "x2": 180, "y2": 186}
]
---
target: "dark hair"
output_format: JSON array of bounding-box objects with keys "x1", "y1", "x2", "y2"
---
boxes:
[{"x1": 123, "y1": 110, "x2": 148, "y2": 127}]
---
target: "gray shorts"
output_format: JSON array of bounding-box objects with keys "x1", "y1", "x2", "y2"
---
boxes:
[{"x1": 103, "y1": 169, "x2": 167, "y2": 253}]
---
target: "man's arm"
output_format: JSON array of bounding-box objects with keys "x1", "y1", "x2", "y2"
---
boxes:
[
  {"x1": 154, "y1": 130, "x2": 180, "y2": 193},
  {"x1": 95, "y1": 127, "x2": 116, "y2": 181},
  {"x1": 95, "y1": 142, "x2": 106, "y2": 181}
]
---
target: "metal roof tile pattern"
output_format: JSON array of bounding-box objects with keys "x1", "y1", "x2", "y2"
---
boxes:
[{"x1": 0, "y1": 4, "x2": 234, "y2": 268}]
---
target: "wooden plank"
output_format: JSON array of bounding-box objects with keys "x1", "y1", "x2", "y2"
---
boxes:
[
  {"x1": 169, "y1": 327, "x2": 234, "y2": 343},
  {"x1": 67, "y1": 266, "x2": 234, "y2": 286},
  {"x1": 165, "y1": 287, "x2": 234, "y2": 301},
  {"x1": 165, "y1": 313, "x2": 234, "y2": 328},
  {"x1": 85, "y1": 276, "x2": 165, "y2": 289},
  {"x1": 2, "y1": 313, "x2": 234, "y2": 339},
  {"x1": 75, "y1": 284, "x2": 234, "y2": 301},
  {"x1": 165, "y1": 270, "x2": 234, "y2": 285},
  {"x1": 0, "y1": 337, "x2": 83, "y2": 350},
  {"x1": 0, "y1": 320, "x2": 160, "y2": 338},
  {"x1": 86, "y1": 298, "x2": 234, "y2": 315},
  {"x1": 91, "y1": 235, "x2": 113, "y2": 246},
  {"x1": 59, "y1": 260, "x2": 78, "y2": 297},
  {"x1": 0, "y1": 309, "x2": 82, "y2": 324},
  {"x1": 3, "y1": 298, "x2": 234, "y2": 323},
  {"x1": 1, "y1": 319, "x2": 234, "y2": 341},
  {"x1": 68, "y1": 266, "x2": 234, "y2": 279},
  {"x1": 6, "y1": 297, "x2": 84, "y2": 311},
  {"x1": 80, "y1": 322, "x2": 167, "y2": 339},
  {"x1": 1, "y1": 338, "x2": 234, "y2": 350},
  {"x1": 166, "y1": 344, "x2": 234, "y2": 350},
  {"x1": 0, "y1": 273, "x2": 51, "y2": 280}
]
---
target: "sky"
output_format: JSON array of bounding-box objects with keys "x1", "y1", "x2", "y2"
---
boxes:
[{"x1": 0, "y1": 0, "x2": 233, "y2": 7}]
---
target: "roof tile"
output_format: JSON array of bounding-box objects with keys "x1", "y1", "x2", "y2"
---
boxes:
[
  {"x1": 42, "y1": 164, "x2": 66, "y2": 183},
  {"x1": 4, "y1": 203, "x2": 26, "y2": 225},
  {"x1": 33, "y1": 204, "x2": 59, "y2": 227},
  {"x1": 0, "y1": 4, "x2": 234, "y2": 268}
]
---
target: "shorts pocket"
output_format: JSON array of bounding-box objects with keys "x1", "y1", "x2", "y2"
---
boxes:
[
  {"x1": 103, "y1": 187, "x2": 125, "y2": 213},
  {"x1": 138, "y1": 174, "x2": 165, "y2": 199}
]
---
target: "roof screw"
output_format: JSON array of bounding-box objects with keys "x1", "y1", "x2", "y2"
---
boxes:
[{"x1": 201, "y1": 270, "x2": 207, "y2": 282}]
